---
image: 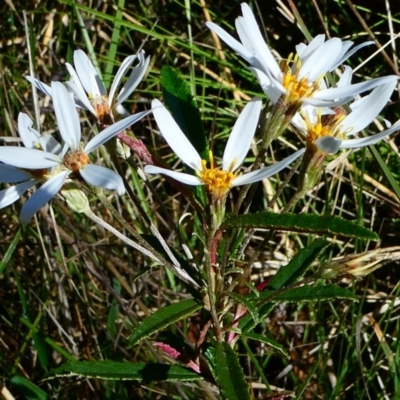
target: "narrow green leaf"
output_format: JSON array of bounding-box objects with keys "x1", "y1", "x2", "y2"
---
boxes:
[
  {"x1": 45, "y1": 361, "x2": 200, "y2": 381},
  {"x1": 204, "y1": 344, "x2": 217, "y2": 380},
  {"x1": 15, "y1": 285, "x2": 48, "y2": 370},
  {"x1": 43, "y1": 337, "x2": 77, "y2": 363},
  {"x1": 10, "y1": 376, "x2": 48, "y2": 400},
  {"x1": 160, "y1": 66, "x2": 208, "y2": 159},
  {"x1": 215, "y1": 342, "x2": 251, "y2": 400},
  {"x1": 72, "y1": 3, "x2": 101, "y2": 77},
  {"x1": 268, "y1": 240, "x2": 329, "y2": 290},
  {"x1": 129, "y1": 299, "x2": 202, "y2": 346},
  {"x1": 103, "y1": 0, "x2": 125, "y2": 88},
  {"x1": 0, "y1": 227, "x2": 21, "y2": 274},
  {"x1": 255, "y1": 285, "x2": 357, "y2": 303},
  {"x1": 107, "y1": 279, "x2": 121, "y2": 337},
  {"x1": 222, "y1": 212, "x2": 379, "y2": 241},
  {"x1": 240, "y1": 332, "x2": 288, "y2": 356},
  {"x1": 368, "y1": 144, "x2": 400, "y2": 202},
  {"x1": 238, "y1": 304, "x2": 276, "y2": 335}
]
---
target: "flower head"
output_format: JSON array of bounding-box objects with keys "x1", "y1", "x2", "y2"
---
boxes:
[
  {"x1": 27, "y1": 49, "x2": 150, "y2": 124},
  {"x1": 291, "y1": 77, "x2": 399, "y2": 154},
  {"x1": 0, "y1": 82, "x2": 150, "y2": 223},
  {"x1": 206, "y1": 3, "x2": 390, "y2": 108},
  {"x1": 319, "y1": 249, "x2": 388, "y2": 279},
  {"x1": 0, "y1": 113, "x2": 63, "y2": 220},
  {"x1": 145, "y1": 98, "x2": 304, "y2": 199}
]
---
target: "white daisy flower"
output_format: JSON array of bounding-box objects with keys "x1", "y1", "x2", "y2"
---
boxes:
[
  {"x1": 26, "y1": 49, "x2": 150, "y2": 124},
  {"x1": 0, "y1": 113, "x2": 63, "y2": 217},
  {"x1": 291, "y1": 78, "x2": 399, "y2": 154},
  {"x1": 0, "y1": 82, "x2": 150, "y2": 223},
  {"x1": 206, "y1": 3, "x2": 393, "y2": 107},
  {"x1": 145, "y1": 98, "x2": 305, "y2": 198}
]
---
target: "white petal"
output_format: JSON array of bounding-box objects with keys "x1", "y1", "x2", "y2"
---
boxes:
[
  {"x1": 65, "y1": 63, "x2": 97, "y2": 115},
  {"x1": 248, "y1": 67, "x2": 282, "y2": 103},
  {"x1": 300, "y1": 38, "x2": 343, "y2": 81},
  {"x1": 232, "y1": 149, "x2": 305, "y2": 186},
  {"x1": 108, "y1": 55, "x2": 136, "y2": 104},
  {"x1": 80, "y1": 164, "x2": 125, "y2": 195},
  {"x1": 235, "y1": 18, "x2": 255, "y2": 55},
  {"x1": 84, "y1": 109, "x2": 151, "y2": 154},
  {"x1": 337, "y1": 66, "x2": 353, "y2": 87},
  {"x1": 39, "y1": 134, "x2": 62, "y2": 156},
  {"x1": 151, "y1": 99, "x2": 201, "y2": 170},
  {"x1": 340, "y1": 121, "x2": 400, "y2": 149},
  {"x1": 73, "y1": 49, "x2": 106, "y2": 98},
  {"x1": 238, "y1": 4, "x2": 280, "y2": 76},
  {"x1": 332, "y1": 41, "x2": 374, "y2": 69},
  {"x1": 51, "y1": 81, "x2": 81, "y2": 150},
  {"x1": 314, "y1": 75, "x2": 398, "y2": 100},
  {"x1": 115, "y1": 104, "x2": 130, "y2": 117},
  {"x1": 296, "y1": 34, "x2": 325, "y2": 60},
  {"x1": 0, "y1": 164, "x2": 32, "y2": 182},
  {"x1": 145, "y1": 165, "x2": 202, "y2": 185},
  {"x1": 206, "y1": 21, "x2": 254, "y2": 65},
  {"x1": 291, "y1": 112, "x2": 307, "y2": 134},
  {"x1": 0, "y1": 147, "x2": 60, "y2": 168},
  {"x1": 302, "y1": 97, "x2": 353, "y2": 107},
  {"x1": 0, "y1": 180, "x2": 37, "y2": 209},
  {"x1": 25, "y1": 76, "x2": 52, "y2": 97},
  {"x1": 340, "y1": 79, "x2": 397, "y2": 134},
  {"x1": 108, "y1": 55, "x2": 137, "y2": 105},
  {"x1": 19, "y1": 170, "x2": 69, "y2": 224},
  {"x1": 115, "y1": 52, "x2": 150, "y2": 106},
  {"x1": 315, "y1": 136, "x2": 343, "y2": 154},
  {"x1": 18, "y1": 113, "x2": 40, "y2": 148},
  {"x1": 222, "y1": 97, "x2": 262, "y2": 171}
]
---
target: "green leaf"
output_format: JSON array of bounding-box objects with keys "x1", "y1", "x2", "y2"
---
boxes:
[
  {"x1": 368, "y1": 143, "x2": 400, "y2": 202},
  {"x1": 160, "y1": 66, "x2": 208, "y2": 159},
  {"x1": 268, "y1": 240, "x2": 329, "y2": 290},
  {"x1": 204, "y1": 344, "x2": 217, "y2": 380},
  {"x1": 107, "y1": 279, "x2": 121, "y2": 337},
  {"x1": 129, "y1": 299, "x2": 202, "y2": 346},
  {"x1": 222, "y1": 211, "x2": 379, "y2": 241},
  {"x1": 15, "y1": 279, "x2": 49, "y2": 370},
  {"x1": 10, "y1": 376, "x2": 48, "y2": 400},
  {"x1": 103, "y1": 0, "x2": 125, "y2": 88},
  {"x1": 226, "y1": 291, "x2": 259, "y2": 323},
  {"x1": 215, "y1": 342, "x2": 251, "y2": 400},
  {"x1": 255, "y1": 284, "x2": 357, "y2": 303},
  {"x1": 240, "y1": 332, "x2": 288, "y2": 356},
  {"x1": 45, "y1": 361, "x2": 200, "y2": 381}
]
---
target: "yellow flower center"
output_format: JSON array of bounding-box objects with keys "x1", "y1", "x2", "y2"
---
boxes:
[
  {"x1": 89, "y1": 94, "x2": 113, "y2": 125},
  {"x1": 198, "y1": 151, "x2": 238, "y2": 198},
  {"x1": 280, "y1": 53, "x2": 322, "y2": 105},
  {"x1": 63, "y1": 150, "x2": 89, "y2": 172},
  {"x1": 304, "y1": 108, "x2": 347, "y2": 143}
]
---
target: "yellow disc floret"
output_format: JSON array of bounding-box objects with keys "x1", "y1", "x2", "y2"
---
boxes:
[
  {"x1": 88, "y1": 94, "x2": 113, "y2": 125},
  {"x1": 304, "y1": 108, "x2": 347, "y2": 144},
  {"x1": 198, "y1": 151, "x2": 238, "y2": 198},
  {"x1": 63, "y1": 150, "x2": 89, "y2": 172},
  {"x1": 280, "y1": 53, "x2": 322, "y2": 106}
]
